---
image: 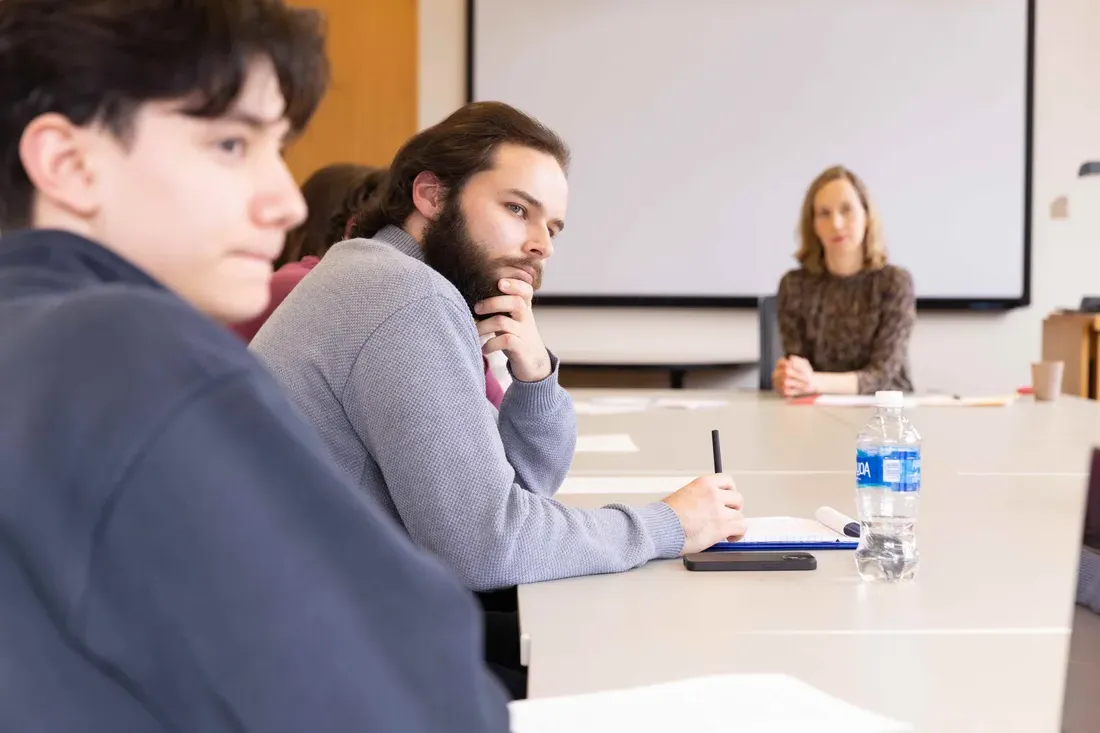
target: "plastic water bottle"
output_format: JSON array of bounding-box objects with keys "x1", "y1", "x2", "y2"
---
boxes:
[{"x1": 854, "y1": 390, "x2": 921, "y2": 582}]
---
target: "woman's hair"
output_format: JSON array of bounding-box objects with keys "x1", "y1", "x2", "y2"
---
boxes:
[
  {"x1": 795, "y1": 165, "x2": 887, "y2": 275},
  {"x1": 277, "y1": 163, "x2": 386, "y2": 267}
]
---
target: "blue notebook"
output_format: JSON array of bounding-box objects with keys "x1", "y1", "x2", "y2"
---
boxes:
[{"x1": 705, "y1": 516, "x2": 858, "y2": 552}]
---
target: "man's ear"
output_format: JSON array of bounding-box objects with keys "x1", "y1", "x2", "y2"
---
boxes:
[
  {"x1": 410, "y1": 171, "x2": 446, "y2": 219},
  {"x1": 19, "y1": 113, "x2": 100, "y2": 221}
]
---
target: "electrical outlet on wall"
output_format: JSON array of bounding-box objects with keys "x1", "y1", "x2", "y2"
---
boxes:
[{"x1": 1051, "y1": 195, "x2": 1069, "y2": 219}]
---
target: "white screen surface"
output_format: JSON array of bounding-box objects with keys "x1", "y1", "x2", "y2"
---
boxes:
[{"x1": 471, "y1": 0, "x2": 1031, "y2": 303}]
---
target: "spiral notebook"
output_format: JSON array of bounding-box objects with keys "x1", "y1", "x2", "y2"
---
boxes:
[{"x1": 706, "y1": 510, "x2": 859, "y2": 552}]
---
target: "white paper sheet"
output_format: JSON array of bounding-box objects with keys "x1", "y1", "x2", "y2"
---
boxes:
[
  {"x1": 912, "y1": 394, "x2": 1018, "y2": 407},
  {"x1": 739, "y1": 516, "x2": 847, "y2": 544},
  {"x1": 509, "y1": 673, "x2": 911, "y2": 733},
  {"x1": 558, "y1": 476, "x2": 695, "y2": 495},
  {"x1": 805, "y1": 395, "x2": 879, "y2": 407},
  {"x1": 807, "y1": 394, "x2": 1016, "y2": 408},
  {"x1": 573, "y1": 401, "x2": 652, "y2": 416},
  {"x1": 573, "y1": 396, "x2": 731, "y2": 415},
  {"x1": 559, "y1": 474, "x2": 854, "y2": 495},
  {"x1": 653, "y1": 397, "x2": 730, "y2": 410},
  {"x1": 574, "y1": 434, "x2": 640, "y2": 453}
]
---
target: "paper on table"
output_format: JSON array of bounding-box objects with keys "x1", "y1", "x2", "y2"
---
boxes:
[
  {"x1": 573, "y1": 401, "x2": 651, "y2": 416},
  {"x1": 508, "y1": 673, "x2": 911, "y2": 733},
  {"x1": 559, "y1": 477, "x2": 854, "y2": 495},
  {"x1": 913, "y1": 394, "x2": 1018, "y2": 407},
  {"x1": 802, "y1": 394, "x2": 1016, "y2": 408},
  {"x1": 575, "y1": 433, "x2": 640, "y2": 453},
  {"x1": 587, "y1": 396, "x2": 652, "y2": 406},
  {"x1": 573, "y1": 396, "x2": 730, "y2": 414},
  {"x1": 653, "y1": 397, "x2": 730, "y2": 410},
  {"x1": 792, "y1": 394, "x2": 877, "y2": 407},
  {"x1": 558, "y1": 476, "x2": 695, "y2": 495},
  {"x1": 573, "y1": 397, "x2": 653, "y2": 415},
  {"x1": 738, "y1": 516, "x2": 847, "y2": 544}
]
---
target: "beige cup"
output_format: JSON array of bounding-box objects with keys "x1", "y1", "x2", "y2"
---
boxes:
[{"x1": 1031, "y1": 361, "x2": 1065, "y2": 401}]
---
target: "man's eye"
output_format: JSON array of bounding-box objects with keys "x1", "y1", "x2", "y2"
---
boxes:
[{"x1": 217, "y1": 138, "x2": 247, "y2": 156}]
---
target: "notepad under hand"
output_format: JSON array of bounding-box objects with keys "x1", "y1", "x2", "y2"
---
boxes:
[{"x1": 708, "y1": 510, "x2": 859, "y2": 551}]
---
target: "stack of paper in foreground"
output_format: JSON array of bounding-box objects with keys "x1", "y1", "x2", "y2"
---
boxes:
[{"x1": 509, "y1": 674, "x2": 910, "y2": 733}]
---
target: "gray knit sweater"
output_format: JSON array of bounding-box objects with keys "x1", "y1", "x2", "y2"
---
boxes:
[{"x1": 250, "y1": 226, "x2": 684, "y2": 590}]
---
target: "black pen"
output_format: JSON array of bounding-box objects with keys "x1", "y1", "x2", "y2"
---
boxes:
[{"x1": 711, "y1": 429, "x2": 723, "y2": 473}]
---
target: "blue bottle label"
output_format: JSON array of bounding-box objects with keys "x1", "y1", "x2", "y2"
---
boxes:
[{"x1": 856, "y1": 447, "x2": 921, "y2": 492}]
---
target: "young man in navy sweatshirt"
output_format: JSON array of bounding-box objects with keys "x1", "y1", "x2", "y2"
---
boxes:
[{"x1": 0, "y1": 1, "x2": 509, "y2": 731}]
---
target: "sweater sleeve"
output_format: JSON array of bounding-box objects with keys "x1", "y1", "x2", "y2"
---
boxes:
[
  {"x1": 496, "y1": 352, "x2": 577, "y2": 498},
  {"x1": 77, "y1": 370, "x2": 509, "y2": 733},
  {"x1": 343, "y1": 294, "x2": 685, "y2": 591},
  {"x1": 776, "y1": 271, "x2": 807, "y2": 358},
  {"x1": 856, "y1": 267, "x2": 916, "y2": 394}
]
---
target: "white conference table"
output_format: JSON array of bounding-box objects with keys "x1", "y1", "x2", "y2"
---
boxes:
[
  {"x1": 818, "y1": 397, "x2": 1100, "y2": 476},
  {"x1": 518, "y1": 389, "x2": 1093, "y2": 732}
]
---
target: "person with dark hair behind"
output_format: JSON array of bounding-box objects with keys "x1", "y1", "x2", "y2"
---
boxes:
[
  {"x1": 0, "y1": 1, "x2": 510, "y2": 731},
  {"x1": 239, "y1": 160, "x2": 509, "y2": 405},
  {"x1": 279, "y1": 163, "x2": 385, "y2": 268},
  {"x1": 231, "y1": 162, "x2": 384, "y2": 342}
]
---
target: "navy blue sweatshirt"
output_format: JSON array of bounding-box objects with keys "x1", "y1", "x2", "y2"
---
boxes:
[{"x1": 0, "y1": 229, "x2": 510, "y2": 732}]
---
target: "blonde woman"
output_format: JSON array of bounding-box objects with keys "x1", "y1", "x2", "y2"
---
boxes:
[{"x1": 772, "y1": 166, "x2": 915, "y2": 397}]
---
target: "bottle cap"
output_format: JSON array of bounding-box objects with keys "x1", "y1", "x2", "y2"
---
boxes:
[{"x1": 875, "y1": 390, "x2": 904, "y2": 408}]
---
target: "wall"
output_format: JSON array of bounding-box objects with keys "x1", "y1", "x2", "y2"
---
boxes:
[
  {"x1": 284, "y1": 0, "x2": 418, "y2": 183},
  {"x1": 418, "y1": 0, "x2": 1100, "y2": 394}
]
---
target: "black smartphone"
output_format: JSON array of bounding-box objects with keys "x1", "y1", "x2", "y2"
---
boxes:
[{"x1": 683, "y1": 551, "x2": 817, "y2": 572}]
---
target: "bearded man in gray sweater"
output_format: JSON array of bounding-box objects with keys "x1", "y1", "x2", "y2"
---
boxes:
[{"x1": 251, "y1": 102, "x2": 746, "y2": 694}]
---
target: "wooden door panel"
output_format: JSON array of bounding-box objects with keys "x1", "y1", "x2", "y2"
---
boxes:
[{"x1": 284, "y1": 0, "x2": 417, "y2": 182}]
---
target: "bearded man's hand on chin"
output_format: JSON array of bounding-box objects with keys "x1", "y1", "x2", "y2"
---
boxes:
[{"x1": 473, "y1": 275, "x2": 552, "y2": 382}]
